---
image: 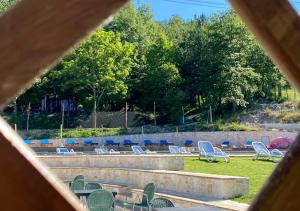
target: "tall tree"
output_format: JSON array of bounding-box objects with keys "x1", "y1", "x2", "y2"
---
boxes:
[{"x1": 59, "y1": 29, "x2": 136, "y2": 128}]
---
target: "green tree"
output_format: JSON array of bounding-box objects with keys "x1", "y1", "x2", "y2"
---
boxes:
[
  {"x1": 60, "y1": 29, "x2": 136, "y2": 128},
  {"x1": 138, "y1": 32, "x2": 183, "y2": 123}
]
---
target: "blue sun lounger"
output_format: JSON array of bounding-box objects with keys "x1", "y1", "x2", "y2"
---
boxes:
[
  {"x1": 124, "y1": 139, "x2": 138, "y2": 146},
  {"x1": 56, "y1": 147, "x2": 76, "y2": 155},
  {"x1": 39, "y1": 139, "x2": 53, "y2": 146},
  {"x1": 105, "y1": 139, "x2": 120, "y2": 146},
  {"x1": 65, "y1": 139, "x2": 79, "y2": 146}
]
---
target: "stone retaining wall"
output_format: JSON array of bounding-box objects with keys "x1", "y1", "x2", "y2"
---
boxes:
[
  {"x1": 29, "y1": 131, "x2": 297, "y2": 147},
  {"x1": 38, "y1": 155, "x2": 184, "y2": 170},
  {"x1": 51, "y1": 167, "x2": 249, "y2": 199}
]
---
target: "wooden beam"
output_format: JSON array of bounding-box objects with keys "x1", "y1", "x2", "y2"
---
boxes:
[
  {"x1": 0, "y1": 0, "x2": 128, "y2": 210},
  {"x1": 0, "y1": 117, "x2": 82, "y2": 210},
  {"x1": 229, "y1": 0, "x2": 300, "y2": 210},
  {"x1": 0, "y1": 0, "x2": 128, "y2": 108},
  {"x1": 229, "y1": 0, "x2": 300, "y2": 93}
]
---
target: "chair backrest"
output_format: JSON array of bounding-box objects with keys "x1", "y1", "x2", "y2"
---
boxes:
[
  {"x1": 23, "y1": 139, "x2": 32, "y2": 144},
  {"x1": 150, "y1": 198, "x2": 175, "y2": 208},
  {"x1": 144, "y1": 140, "x2": 152, "y2": 145},
  {"x1": 185, "y1": 140, "x2": 193, "y2": 145},
  {"x1": 169, "y1": 146, "x2": 180, "y2": 154},
  {"x1": 124, "y1": 139, "x2": 132, "y2": 145},
  {"x1": 70, "y1": 178, "x2": 84, "y2": 191},
  {"x1": 252, "y1": 141, "x2": 270, "y2": 155},
  {"x1": 56, "y1": 147, "x2": 69, "y2": 154},
  {"x1": 222, "y1": 140, "x2": 230, "y2": 145},
  {"x1": 106, "y1": 139, "x2": 114, "y2": 145},
  {"x1": 39, "y1": 139, "x2": 49, "y2": 144},
  {"x1": 141, "y1": 183, "x2": 156, "y2": 206},
  {"x1": 261, "y1": 136, "x2": 270, "y2": 145},
  {"x1": 85, "y1": 182, "x2": 102, "y2": 190},
  {"x1": 73, "y1": 175, "x2": 84, "y2": 181},
  {"x1": 245, "y1": 140, "x2": 253, "y2": 145},
  {"x1": 95, "y1": 148, "x2": 109, "y2": 154},
  {"x1": 160, "y1": 140, "x2": 168, "y2": 145},
  {"x1": 66, "y1": 139, "x2": 76, "y2": 145},
  {"x1": 132, "y1": 145, "x2": 144, "y2": 154},
  {"x1": 84, "y1": 139, "x2": 93, "y2": 145},
  {"x1": 87, "y1": 190, "x2": 114, "y2": 211},
  {"x1": 94, "y1": 148, "x2": 101, "y2": 154},
  {"x1": 198, "y1": 141, "x2": 214, "y2": 155}
]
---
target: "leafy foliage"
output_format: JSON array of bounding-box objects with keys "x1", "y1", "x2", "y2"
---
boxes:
[{"x1": 13, "y1": 3, "x2": 289, "y2": 125}]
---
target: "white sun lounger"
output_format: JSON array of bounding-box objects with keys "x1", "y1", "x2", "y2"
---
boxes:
[
  {"x1": 252, "y1": 141, "x2": 284, "y2": 162},
  {"x1": 198, "y1": 141, "x2": 230, "y2": 162}
]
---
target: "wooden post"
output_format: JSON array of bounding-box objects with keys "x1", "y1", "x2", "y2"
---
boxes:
[
  {"x1": 0, "y1": 0, "x2": 128, "y2": 209},
  {"x1": 176, "y1": 126, "x2": 179, "y2": 133},
  {"x1": 60, "y1": 124, "x2": 63, "y2": 139},
  {"x1": 230, "y1": 0, "x2": 300, "y2": 210},
  {"x1": 14, "y1": 97, "x2": 17, "y2": 127},
  {"x1": 154, "y1": 101, "x2": 156, "y2": 126},
  {"x1": 125, "y1": 102, "x2": 128, "y2": 129},
  {"x1": 61, "y1": 102, "x2": 64, "y2": 129},
  {"x1": 26, "y1": 102, "x2": 31, "y2": 132},
  {"x1": 93, "y1": 98, "x2": 97, "y2": 130},
  {"x1": 209, "y1": 106, "x2": 213, "y2": 124},
  {"x1": 141, "y1": 126, "x2": 144, "y2": 135},
  {"x1": 14, "y1": 124, "x2": 17, "y2": 132},
  {"x1": 181, "y1": 105, "x2": 185, "y2": 124}
]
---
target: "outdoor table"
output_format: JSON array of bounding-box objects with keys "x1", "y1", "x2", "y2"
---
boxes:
[
  {"x1": 73, "y1": 189, "x2": 117, "y2": 198},
  {"x1": 154, "y1": 206, "x2": 226, "y2": 211}
]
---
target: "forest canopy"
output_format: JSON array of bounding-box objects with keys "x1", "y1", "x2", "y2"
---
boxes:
[{"x1": 5, "y1": 3, "x2": 287, "y2": 124}]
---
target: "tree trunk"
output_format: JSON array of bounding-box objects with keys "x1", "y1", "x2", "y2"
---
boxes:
[
  {"x1": 61, "y1": 102, "x2": 64, "y2": 129},
  {"x1": 278, "y1": 85, "x2": 282, "y2": 98},
  {"x1": 93, "y1": 88, "x2": 97, "y2": 129},
  {"x1": 198, "y1": 95, "x2": 201, "y2": 110},
  {"x1": 26, "y1": 102, "x2": 31, "y2": 132}
]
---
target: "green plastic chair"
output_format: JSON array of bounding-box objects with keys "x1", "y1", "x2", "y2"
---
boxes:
[
  {"x1": 132, "y1": 183, "x2": 156, "y2": 211},
  {"x1": 85, "y1": 182, "x2": 102, "y2": 190},
  {"x1": 87, "y1": 190, "x2": 114, "y2": 211},
  {"x1": 150, "y1": 198, "x2": 175, "y2": 208},
  {"x1": 74, "y1": 175, "x2": 84, "y2": 181},
  {"x1": 69, "y1": 175, "x2": 84, "y2": 188},
  {"x1": 70, "y1": 179, "x2": 84, "y2": 191}
]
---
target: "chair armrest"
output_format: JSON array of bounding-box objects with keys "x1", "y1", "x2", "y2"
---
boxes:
[
  {"x1": 214, "y1": 147, "x2": 223, "y2": 153},
  {"x1": 271, "y1": 149, "x2": 284, "y2": 156}
]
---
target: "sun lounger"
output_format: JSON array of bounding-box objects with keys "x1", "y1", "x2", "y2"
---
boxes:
[
  {"x1": 105, "y1": 139, "x2": 120, "y2": 146},
  {"x1": 95, "y1": 148, "x2": 120, "y2": 154},
  {"x1": 131, "y1": 145, "x2": 156, "y2": 154},
  {"x1": 252, "y1": 141, "x2": 284, "y2": 162},
  {"x1": 169, "y1": 145, "x2": 191, "y2": 154},
  {"x1": 56, "y1": 147, "x2": 76, "y2": 155},
  {"x1": 184, "y1": 140, "x2": 193, "y2": 147},
  {"x1": 198, "y1": 141, "x2": 230, "y2": 162},
  {"x1": 123, "y1": 139, "x2": 138, "y2": 146},
  {"x1": 160, "y1": 140, "x2": 174, "y2": 146}
]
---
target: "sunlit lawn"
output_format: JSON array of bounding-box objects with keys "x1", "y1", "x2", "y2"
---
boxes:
[{"x1": 183, "y1": 157, "x2": 278, "y2": 204}]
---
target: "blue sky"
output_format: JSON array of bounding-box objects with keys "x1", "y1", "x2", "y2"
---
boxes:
[{"x1": 134, "y1": 0, "x2": 300, "y2": 21}]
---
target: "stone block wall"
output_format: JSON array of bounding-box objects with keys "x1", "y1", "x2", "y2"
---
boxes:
[
  {"x1": 51, "y1": 167, "x2": 249, "y2": 199},
  {"x1": 38, "y1": 155, "x2": 184, "y2": 170},
  {"x1": 29, "y1": 131, "x2": 297, "y2": 147}
]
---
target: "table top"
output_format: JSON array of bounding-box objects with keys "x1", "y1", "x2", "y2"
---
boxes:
[
  {"x1": 154, "y1": 206, "x2": 226, "y2": 211},
  {"x1": 73, "y1": 189, "x2": 117, "y2": 197}
]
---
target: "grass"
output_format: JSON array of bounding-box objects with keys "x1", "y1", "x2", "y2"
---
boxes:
[
  {"x1": 183, "y1": 157, "x2": 278, "y2": 204},
  {"x1": 264, "y1": 109, "x2": 300, "y2": 123}
]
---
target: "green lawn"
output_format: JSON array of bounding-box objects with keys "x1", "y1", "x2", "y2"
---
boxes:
[{"x1": 183, "y1": 157, "x2": 278, "y2": 204}]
